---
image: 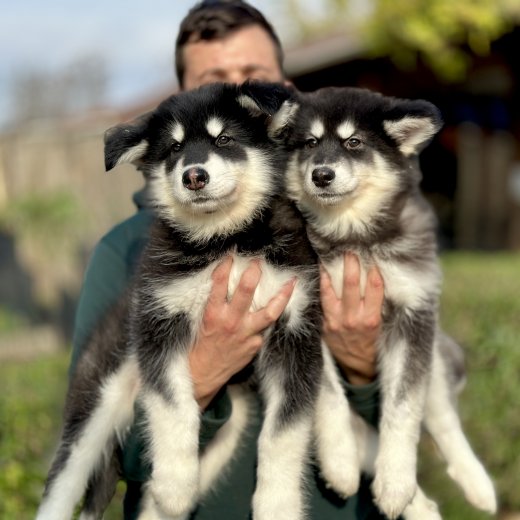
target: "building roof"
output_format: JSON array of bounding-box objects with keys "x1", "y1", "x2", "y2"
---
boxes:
[{"x1": 284, "y1": 32, "x2": 363, "y2": 77}]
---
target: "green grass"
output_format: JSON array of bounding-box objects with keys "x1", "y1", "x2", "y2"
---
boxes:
[
  {"x1": 0, "y1": 354, "x2": 69, "y2": 519},
  {"x1": 418, "y1": 251, "x2": 520, "y2": 518},
  {"x1": 0, "y1": 307, "x2": 28, "y2": 335},
  {"x1": 0, "y1": 353, "x2": 124, "y2": 520},
  {"x1": 1, "y1": 251, "x2": 518, "y2": 519}
]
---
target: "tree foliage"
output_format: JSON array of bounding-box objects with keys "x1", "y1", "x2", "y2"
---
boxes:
[{"x1": 285, "y1": 0, "x2": 520, "y2": 81}]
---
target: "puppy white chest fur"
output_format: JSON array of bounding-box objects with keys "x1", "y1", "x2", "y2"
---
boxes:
[
  {"x1": 153, "y1": 254, "x2": 308, "y2": 331},
  {"x1": 323, "y1": 254, "x2": 441, "y2": 310}
]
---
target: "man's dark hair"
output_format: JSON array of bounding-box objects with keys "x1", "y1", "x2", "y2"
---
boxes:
[{"x1": 175, "y1": 0, "x2": 284, "y2": 87}]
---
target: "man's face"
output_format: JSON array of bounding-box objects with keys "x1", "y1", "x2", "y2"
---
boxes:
[{"x1": 182, "y1": 24, "x2": 284, "y2": 90}]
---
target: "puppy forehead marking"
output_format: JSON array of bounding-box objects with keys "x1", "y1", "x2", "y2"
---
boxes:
[
  {"x1": 336, "y1": 120, "x2": 357, "y2": 140},
  {"x1": 206, "y1": 117, "x2": 224, "y2": 138},
  {"x1": 310, "y1": 118, "x2": 325, "y2": 138},
  {"x1": 171, "y1": 121, "x2": 185, "y2": 143}
]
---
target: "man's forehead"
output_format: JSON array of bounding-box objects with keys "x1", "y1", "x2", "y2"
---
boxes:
[{"x1": 184, "y1": 24, "x2": 278, "y2": 58}]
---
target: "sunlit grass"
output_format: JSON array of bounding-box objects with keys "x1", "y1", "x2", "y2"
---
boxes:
[
  {"x1": 418, "y1": 252, "x2": 520, "y2": 518},
  {"x1": 0, "y1": 353, "x2": 69, "y2": 519}
]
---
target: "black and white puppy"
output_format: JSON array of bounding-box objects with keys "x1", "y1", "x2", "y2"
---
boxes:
[
  {"x1": 284, "y1": 86, "x2": 497, "y2": 519},
  {"x1": 36, "y1": 82, "x2": 323, "y2": 520}
]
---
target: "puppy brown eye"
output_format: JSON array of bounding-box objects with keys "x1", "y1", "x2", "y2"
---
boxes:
[
  {"x1": 306, "y1": 137, "x2": 318, "y2": 148},
  {"x1": 346, "y1": 138, "x2": 361, "y2": 149},
  {"x1": 216, "y1": 135, "x2": 233, "y2": 146},
  {"x1": 171, "y1": 141, "x2": 182, "y2": 152}
]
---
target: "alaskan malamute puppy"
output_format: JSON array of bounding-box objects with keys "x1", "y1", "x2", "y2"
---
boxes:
[
  {"x1": 284, "y1": 86, "x2": 497, "y2": 519},
  {"x1": 36, "y1": 82, "x2": 323, "y2": 520}
]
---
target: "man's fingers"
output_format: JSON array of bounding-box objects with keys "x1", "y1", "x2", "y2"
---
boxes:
[
  {"x1": 208, "y1": 255, "x2": 233, "y2": 305},
  {"x1": 342, "y1": 253, "x2": 362, "y2": 309},
  {"x1": 253, "y1": 277, "x2": 296, "y2": 330},
  {"x1": 320, "y1": 266, "x2": 339, "y2": 312},
  {"x1": 209, "y1": 259, "x2": 296, "y2": 335},
  {"x1": 364, "y1": 265, "x2": 385, "y2": 328},
  {"x1": 265, "y1": 277, "x2": 296, "y2": 320},
  {"x1": 229, "y1": 259, "x2": 262, "y2": 313}
]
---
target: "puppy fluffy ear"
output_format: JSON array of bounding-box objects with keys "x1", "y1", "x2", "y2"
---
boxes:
[
  {"x1": 383, "y1": 100, "x2": 443, "y2": 156},
  {"x1": 104, "y1": 111, "x2": 152, "y2": 171},
  {"x1": 237, "y1": 81, "x2": 299, "y2": 139},
  {"x1": 238, "y1": 80, "x2": 292, "y2": 115}
]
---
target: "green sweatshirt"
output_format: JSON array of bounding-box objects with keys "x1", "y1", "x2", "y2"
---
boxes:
[{"x1": 70, "y1": 188, "x2": 388, "y2": 519}]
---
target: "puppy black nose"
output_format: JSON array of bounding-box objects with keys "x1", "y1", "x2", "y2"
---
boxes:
[
  {"x1": 312, "y1": 167, "x2": 335, "y2": 188},
  {"x1": 183, "y1": 167, "x2": 209, "y2": 190}
]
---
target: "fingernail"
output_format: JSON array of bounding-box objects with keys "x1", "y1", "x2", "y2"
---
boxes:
[{"x1": 284, "y1": 277, "x2": 297, "y2": 292}]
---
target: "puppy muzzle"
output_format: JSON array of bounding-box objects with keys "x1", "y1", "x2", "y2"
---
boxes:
[
  {"x1": 183, "y1": 167, "x2": 210, "y2": 191},
  {"x1": 312, "y1": 167, "x2": 335, "y2": 188}
]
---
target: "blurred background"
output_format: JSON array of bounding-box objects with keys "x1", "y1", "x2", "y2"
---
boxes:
[{"x1": 1, "y1": 0, "x2": 519, "y2": 518}]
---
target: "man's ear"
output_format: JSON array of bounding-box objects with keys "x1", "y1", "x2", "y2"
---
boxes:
[
  {"x1": 237, "y1": 81, "x2": 299, "y2": 139},
  {"x1": 104, "y1": 111, "x2": 152, "y2": 171},
  {"x1": 383, "y1": 99, "x2": 443, "y2": 156}
]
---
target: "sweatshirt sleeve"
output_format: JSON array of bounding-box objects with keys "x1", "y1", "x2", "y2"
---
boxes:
[{"x1": 70, "y1": 238, "x2": 132, "y2": 376}]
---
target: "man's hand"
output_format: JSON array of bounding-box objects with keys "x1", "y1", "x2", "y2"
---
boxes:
[
  {"x1": 189, "y1": 256, "x2": 296, "y2": 409},
  {"x1": 320, "y1": 253, "x2": 384, "y2": 386}
]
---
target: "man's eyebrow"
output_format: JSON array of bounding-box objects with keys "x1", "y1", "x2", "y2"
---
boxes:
[
  {"x1": 201, "y1": 64, "x2": 272, "y2": 76},
  {"x1": 201, "y1": 67, "x2": 226, "y2": 76},
  {"x1": 242, "y1": 64, "x2": 272, "y2": 72},
  {"x1": 199, "y1": 68, "x2": 227, "y2": 79}
]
